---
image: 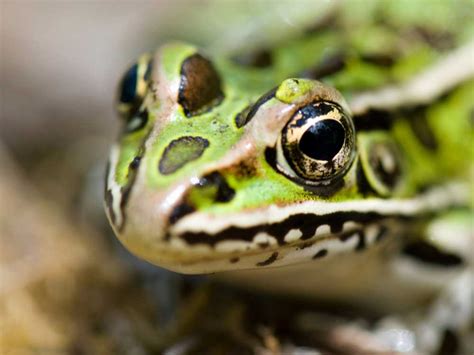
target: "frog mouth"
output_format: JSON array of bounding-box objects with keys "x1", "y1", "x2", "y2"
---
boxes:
[
  {"x1": 169, "y1": 182, "x2": 466, "y2": 250},
  {"x1": 163, "y1": 220, "x2": 392, "y2": 273},
  {"x1": 171, "y1": 211, "x2": 393, "y2": 252},
  {"x1": 150, "y1": 182, "x2": 466, "y2": 274}
]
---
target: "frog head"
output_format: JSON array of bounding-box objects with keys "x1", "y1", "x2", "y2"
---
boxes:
[{"x1": 105, "y1": 42, "x2": 434, "y2": 274}]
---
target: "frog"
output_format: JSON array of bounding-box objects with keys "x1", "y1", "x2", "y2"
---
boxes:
[{"x1": 104, "y1": 3, "x2": 474, "y2": 353}]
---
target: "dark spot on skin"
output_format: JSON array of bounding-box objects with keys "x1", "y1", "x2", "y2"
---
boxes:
[
  {"x1": 144, "y1": 59, "x2": 152, "y2": 81},
  {"x1": 178, "y1": 53, "x2": 224, "y2": 117},
  {"x1": 437, "y1": 328, "x2": 459, "y2": 355},
  {"x1": 354, "y1": 85, "x2": 463, "y2": 132},
  {"x1": 355, "y1": 231, "x2": 366, "y2": 251},
  {"x1": 230, "y1": 257, "x2": 240, "y2": 264},
  {"x1": 119, "y1": 63, "x2": 138, "y2": 104},
  {"x1": 169, "y1": 203, "x2": 195, "y2": 225},
  {"x1": 354, "y1": 109, "x2": 395, "y2": 131},
  {"x1": 300, "y1": 52, "x2": 346, "y2": 80},
  {"x1": 256, "y1": 252, "x2": 278, "y2": 267},
  {"x1": 369, "y1": 142, "x2": 402, "y2": 190},
  {"x1": 251, "y1": 50, "x2": 273, "y2": 68},
  {"x1": 104, "y1": 161, "x2": 111, "y2": 196},
  {"x1": 116, "y1": 119, "x2": 154, "y2": 231},
  {"x1": 339, "y1": 229, "x2": 359, "y2": 243},
  {"x1": 329, "y1": 221, "x2": 344, "y2": 234},
  {"x1": 238, "y1": 87, "x2": 277, "y2": 127},
  {"x1": 304, "y1": 11, "x2": 339, "y2": 34},
  {"x1": 338, "y1": 229, "x2": 368, "y2": 251},
  {"x1": 299, "y1": 119, "x2": 345, "y2": 161},
  {"x1": 235, "y1": 104, "x2": 252, "y2": 128},
  {"x1": 229, "y1": 159, "x2": 258, "y2": 179},
  {"x1": 418, "y1": 183, "x2": 438, "y2": 195},
  {"x1": 358, "y1": 134, "x2": 404, "y2": 197},
  {"x1": 297, "y1": 241, "x2": 314, "y2": 250},
  {"x1": 356, "y1": 161, "x2": 376, "y2": 196},
  {"x1": 124, "y1": 109, "x2": 148, "y2": 133},
  {"x1": 129, "y1": 157, "x2": 141, "y2": 170},
  {"x1": 312, "y1": 249, "x2": 328, "y2": 259},
  {"x1": 257, "y1": 241, "x2": 270, "y2": 249},
  {"x1": 118, "y1": 186, "x2": 132, "y2": 232},
  {"x1": 402, "y1": 241, "x2": 464, "y2": 267},
  {"x1": 406, "y1": 107, "x2": 438, "y2": 151},
  {"x1": 375, "y1": 226, "x2": 388, "y2": 242},
  {"x1": 411, "y1": 27, "x2": 455, "y2": 51},
  {"x1": 117, "y1": 56, "x2": 153, "y2": 119},
  {"x1": 158, "y1": 136, "x2": 210, "y2": 175},
  {"x1": 360, "y1": 53, "x2": 396, "y2": 67},
  {"x1": 118, "y1": 153, "x2": 145, "y2": 232},
  {"x1": 231, "y1": 49, "x2": 273, "y2": 68}
]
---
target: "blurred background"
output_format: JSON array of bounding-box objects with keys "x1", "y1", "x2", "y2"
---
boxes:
[{"x1": 1, "y1": 1, "x2": 472, "y2": 354}]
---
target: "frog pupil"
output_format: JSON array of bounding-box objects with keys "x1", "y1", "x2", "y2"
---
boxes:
[
  {"x1": 119, "y1": 63, "x2": 138, "y2": 103},
  {"x1": 299, "y1": 119, "x2": 345, "y2": 161}
]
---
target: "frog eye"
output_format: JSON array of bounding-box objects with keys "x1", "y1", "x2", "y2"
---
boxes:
[
  {"x1": 117, "y1": 53, "x2": 152, "y2": 118},
  {"x1": 277, "y1": 101, "x2": 356, "y2": 185}
]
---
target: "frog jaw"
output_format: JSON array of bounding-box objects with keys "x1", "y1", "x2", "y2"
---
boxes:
[{"x1": 146, "y1": 160, "x2": 465, "y2": 275}]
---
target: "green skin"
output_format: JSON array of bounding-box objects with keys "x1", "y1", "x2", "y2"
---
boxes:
[
  {"x1": 115, "y1": 46, "x2": 471, "y2": 211},
  {"x1": 105, "y1": 7, "x2": 473, "y2": 278}
]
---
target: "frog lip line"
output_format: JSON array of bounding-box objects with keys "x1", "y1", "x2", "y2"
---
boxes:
[
  {"x1": 171, "y1": 182, "x2": 467, "y2": 236},
  {"x1": 171, "y1": 223, "x2": 386, "y2": 269},
  {"x1": 172, "y1": 217, "x2": 384, "y2": 253}
]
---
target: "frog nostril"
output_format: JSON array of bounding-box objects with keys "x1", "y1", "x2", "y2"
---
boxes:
[
  {"x1": 196, "y1": 172, "x2": 235, "y2": 203},
  {"x1": 167, "y1": 172, "x2": 235, "y2": 225}
]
